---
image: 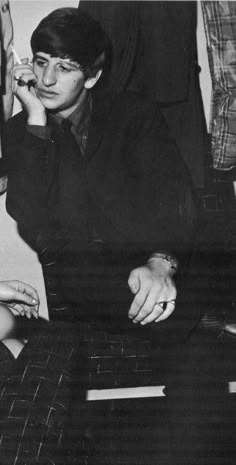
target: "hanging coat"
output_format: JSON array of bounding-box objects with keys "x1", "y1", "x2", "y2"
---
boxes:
[{"x1": 79, "y1": 1, "x2": 207, "y2": 188}]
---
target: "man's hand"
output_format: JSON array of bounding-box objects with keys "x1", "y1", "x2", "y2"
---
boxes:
[
  {"x1": 0, "y1": 280, "x2": 40, "y2": 319},
  {"x1": 13, "y1": 59, "x2": 46, "y2": 125},
  {"x1": 128, "y1": 258, "x2": 177, "y2": 325}
]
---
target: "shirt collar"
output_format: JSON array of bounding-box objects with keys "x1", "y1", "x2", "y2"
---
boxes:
[{"x1": 49, "y1": 92, "x2": 92, "y2": 133}]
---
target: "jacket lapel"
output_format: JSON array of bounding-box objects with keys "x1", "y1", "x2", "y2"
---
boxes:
[{"x1": 85, "y1": 90, "x2": 115, "y2": 161}]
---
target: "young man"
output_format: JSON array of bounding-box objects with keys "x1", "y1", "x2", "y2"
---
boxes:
[
  {"x1": 3, "y1": 7, "x2": 197, "y2": 332},
  {"x1": 0, "y1": 7, "x2": 200, "y2": 464}
]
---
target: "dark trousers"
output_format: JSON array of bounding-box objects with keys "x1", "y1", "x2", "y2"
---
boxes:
[
  {"x1": 0, "y1": 317, "x2": 232, "y2": 465},
  {"x1": 165, "y1": 327, "x2": 229, "y2": 465},
  {"x1": 0, "y1": 320, "x2": 86, "y2": 465}
]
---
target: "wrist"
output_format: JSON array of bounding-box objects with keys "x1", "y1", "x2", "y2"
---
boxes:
[
  {"x1": 27, "y1": 112, "x2": 47, "y2": 126},
  {"x1": 148, "y1": 251, "x2": 179, "y2": 275}
]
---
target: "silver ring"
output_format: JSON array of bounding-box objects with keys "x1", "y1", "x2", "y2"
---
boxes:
[
  {"x1": 14, "y1": 76, "x2": 27, "y2": 87},
  {"x1": 168, "y1": 299, "x2": 176, "y2": 306},
  {"x1": 156, "y1": 301, "x2": 166, "y2": 309}
]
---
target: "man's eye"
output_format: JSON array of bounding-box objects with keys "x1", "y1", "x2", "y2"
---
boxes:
[
  {"x1": 58, "y1": 65, "x2": 71, "y2": 72},
  {"x1": 35, "y1": 59, "x2": 47, "y2": 67}
]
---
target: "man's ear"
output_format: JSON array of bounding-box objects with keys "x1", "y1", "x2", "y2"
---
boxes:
[{"x1": 84, "y1": 69, "x2": 103, "y2": 89}]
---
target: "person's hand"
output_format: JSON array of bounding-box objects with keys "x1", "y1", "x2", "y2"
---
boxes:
[
  {"x1": 0, "y1": 280, "x2": 40, "y2": 319},
  {"x1": 13, "y1": 59, "x2": 46, "y2": 125},
  {"x1": 127, "y1": 258, "x2": 177, "y2": 325}
]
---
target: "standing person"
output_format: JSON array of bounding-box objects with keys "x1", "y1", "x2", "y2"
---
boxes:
[
  {"x1": 79, "y1": 1, "x2": 207, "y2": 190},
  {"x1": 1, "y1": 7, "x2": 201, "y2": 464}
]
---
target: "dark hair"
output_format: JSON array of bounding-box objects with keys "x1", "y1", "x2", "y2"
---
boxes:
[{"x1": 31, "y1": 7, "x2": 111, "y2": 80}]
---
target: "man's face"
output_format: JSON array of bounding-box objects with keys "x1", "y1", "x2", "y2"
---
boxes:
[{"x1": 33, "y1": 52, "x2": 87, "y2": 118}]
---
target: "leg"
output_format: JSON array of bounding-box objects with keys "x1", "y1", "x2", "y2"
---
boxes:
[
  {"x1": 0, "y1": 320, "x2": 85, "y2": 465},
  {"x1": 166, "y1": 327, "x2": 226, "y2": 465},
  {"x1": 0, "y1": 303, "x2": 25, "y2": 358}
]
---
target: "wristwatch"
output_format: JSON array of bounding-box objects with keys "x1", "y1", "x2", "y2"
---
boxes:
[{"x1": 148, "y1": 251, "x2": 179, "y2": 273}]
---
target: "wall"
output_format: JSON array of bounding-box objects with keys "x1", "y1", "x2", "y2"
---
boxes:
[
  {"x1": 197, "y1": 0, "x2": 212, "y2": 131},
  {"x1": 0, "y1": 0, "x2": 212, "y2": 320}
]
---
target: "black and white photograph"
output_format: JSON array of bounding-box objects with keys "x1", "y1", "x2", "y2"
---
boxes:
[{"x1": 0, "y1": 1, "x2": 236, "y2": 464}]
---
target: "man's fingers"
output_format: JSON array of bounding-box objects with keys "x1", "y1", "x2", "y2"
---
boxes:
[
  {"x1": 128, "y1": 286, "x2": 150, "y2": 320},
  {"x1": 155, "y1": 299, "x2": 177, "y2": 323},
  {"x1": 132, "y1": 290, "x2": 158, "y2": 323},
  {"x1": 129, "y1": 285, "x2": 176, "y2": 324},
  {"x1": 140, "y1": 302, "x2": 165, "y2": 325},
  {"x1": 135, "y1": 295, "x2": 177, "y2": 325},
  {"x1": 128, "y1": 272, "x2": 140, "y2": 294}
]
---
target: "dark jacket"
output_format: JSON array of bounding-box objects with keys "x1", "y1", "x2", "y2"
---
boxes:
[{"x1": 3, "y1": 91, "x2": 200, "y2": 340}]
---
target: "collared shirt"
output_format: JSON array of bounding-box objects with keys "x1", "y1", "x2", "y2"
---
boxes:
[{"x1": 27, "y1": 92, "x2": 92, "y2": 156}]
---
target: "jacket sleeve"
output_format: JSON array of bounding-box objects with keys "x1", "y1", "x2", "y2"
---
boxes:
[
  {"x1": 100, "y1": 96, "x2": 198, "y2": 263},
  {"x1": 3, "y1": 116, "x2": 67, "y2": 256}
]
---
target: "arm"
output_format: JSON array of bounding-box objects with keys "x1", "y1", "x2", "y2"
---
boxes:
[
  {"x1": 3, "y1": 60, "x2": 60, "y2": 251},
  {"x1": 121, "y1": 98, "x2": 197, "y2": 326}
]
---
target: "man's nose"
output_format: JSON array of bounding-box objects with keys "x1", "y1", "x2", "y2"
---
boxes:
[{"x1": 42, "y1": 66, "x2": 57, "y2": 86}]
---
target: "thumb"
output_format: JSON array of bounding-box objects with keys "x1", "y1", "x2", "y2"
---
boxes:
[{"x1": 128, "y1": 271, "x2": 140, "y2": 294}]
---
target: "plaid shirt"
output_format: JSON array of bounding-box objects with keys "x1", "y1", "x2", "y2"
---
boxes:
[{"x1": 202, "y1": 1, "x2": 236, "y2": 172}]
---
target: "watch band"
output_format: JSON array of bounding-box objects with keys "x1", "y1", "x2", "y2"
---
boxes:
[{"x1": 148, "y1": 251, "x2": 179, "y2": 273}]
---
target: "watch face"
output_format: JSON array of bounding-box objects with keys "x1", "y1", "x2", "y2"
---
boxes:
[{"x1": 150, "y1": 252, "x2": 179, "y2": 272}]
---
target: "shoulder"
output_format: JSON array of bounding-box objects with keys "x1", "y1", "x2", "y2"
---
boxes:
[{"x1": 3, "y1": 110, "x2": 27, "y2": 141}]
